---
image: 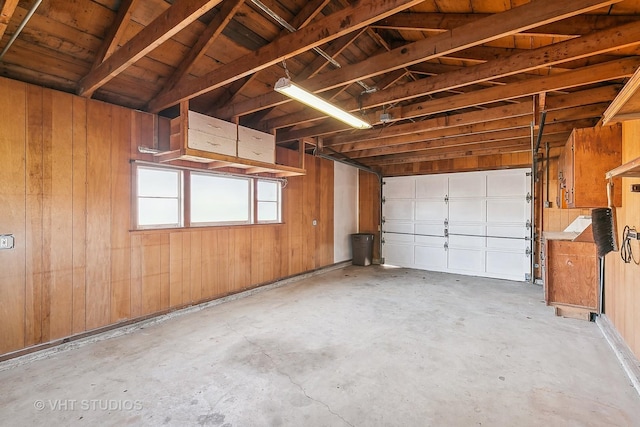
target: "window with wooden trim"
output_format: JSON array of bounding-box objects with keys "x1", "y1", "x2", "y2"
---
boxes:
[
  {"x1": 134, "y1": 164, "x2": 283, "y2": 229},
  {"x1": 136, "y1": 166, "x2": 183, "y2": 229}
]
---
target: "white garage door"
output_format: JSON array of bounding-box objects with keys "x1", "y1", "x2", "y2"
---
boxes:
[{"x1": 382, "y1": 169, "x2": 532, "y2": 281}]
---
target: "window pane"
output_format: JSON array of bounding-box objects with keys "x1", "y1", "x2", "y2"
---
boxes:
[
  {"x1": 257, "y1": 201, "x2": 278, "y2": 221},
  {"x1": 257, "y1": 180, "x2": 279, "y2": 201},
  {"x1": 138, "y1": 198, "x2": 180, "y2": 226},
  {"x1": 191, "y1": 174, "x2": 250, "y2": 223},
  {"x1": 138, "y1": 168, "x2": 180, "y2": 197}
]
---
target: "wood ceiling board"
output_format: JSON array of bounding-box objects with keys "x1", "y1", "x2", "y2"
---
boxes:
[
  {"x1": 147, "y1": 0, "x2": 481, "y2": 112},
  {"x1": 0, "y1": 0, "x2": 19, "y2": 41},
  {"x1": 78, "y1": 0, "x2": 224, "y2": 97}
]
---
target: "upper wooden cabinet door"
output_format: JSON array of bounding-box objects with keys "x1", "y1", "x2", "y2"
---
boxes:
[{"x1": 558, "y1": 124, "x2": 622, "y2": 209}]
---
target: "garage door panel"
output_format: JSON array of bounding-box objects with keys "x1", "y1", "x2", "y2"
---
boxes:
[
  {"x1": 384, "y1": 243, "x2": 414, "y2": 266},
  {"x1": 384, "y1": 232, "x2": 414, "y2": 243},
  {"x1": 448, "y1": 248, "x2": 484, "y2": 272},
  {"x1": 487, "y1": 172, "x2": 529, "y2": 197},
  {"x1": 487, "y1": 225, "x2": 526, "y2": 239},
  {"x1": 449, "y1": 199, "x2": 485, "y2": 222},
  {"x1": 384, "y1": 177, "x2": 415, "y2": 199},
  {"x1": 416, "y1": 175, "x2": 448, "y2": 199},
  {"x1": 416, "y1": 200, "x2": 447, "y2": 221},
  {"x1": 384, "y1": 200, "x2": 414, "y2": 221},
  {"x1": 487, "y1": 199, "x2": 528, "y2": 223},
  {"x1": 415, "y1": 223, "x2": 445, "y2": 237},
  {"x1": 486, "y1": 251, "x2": 529, "y2": 279},
  {"x1": 383, "y1": 169, "x2": 530, "y2": 281},
  {"x1": 449, "y1": 173, "x2": 486, "y2": 197},
  {"x1": 415, "y1": 235, "x2": 446, "y2": 245},
  {"x1": 487, "y1": 237, "x2": 528, "y2": 251},
  {"x1": 449, "y1": 234, "x2": 486, "y2": 249},
  {"x1": 415, "y1": 245, "x2": 447, "y2": 270}
]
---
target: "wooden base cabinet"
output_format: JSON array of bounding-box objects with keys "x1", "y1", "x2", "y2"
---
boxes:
[{"x1": 543, "y1": 235, "x2": 599, "y2": 316}]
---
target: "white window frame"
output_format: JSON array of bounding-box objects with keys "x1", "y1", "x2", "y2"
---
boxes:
[
  {"x1": 133, "y1": 163, "x2": 284, "y2": 230},
  {"x1": 189, "y1": 172, "x2": 253, "y2": 227},
  {"x1": 255, "y1": 179, "x2": 282, "y2": 224},
  {"x1": 135, "y1": 165, "x2": 183, "y2": 229}
]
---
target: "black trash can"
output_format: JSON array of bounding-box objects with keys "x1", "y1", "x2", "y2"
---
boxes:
[{"x1": 351, "y1": 233, "x2": 374, "y2": 266}]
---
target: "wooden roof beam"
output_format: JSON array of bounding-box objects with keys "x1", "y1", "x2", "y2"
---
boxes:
[
  {"x1": 362, "y1": 120, "x2": 591, "y2": 165},
  {"x1": 147, "y1": 0, "x2": 425, "y2": 113},
  {"x1": 207, "y1": 0, "x2": 332, "y2": 112},
  {"x1": 303, "y1": 0, "x2": 623, "y2": 94},
  {"x1": 213, "y1": 28, "x2": 366, "y2": 120},
  {"x1": 0, "y1": 0, "x2": 19, "y2": 42},
  {"x1": 162, "y1": 0, "x2": 245, "y2": 92},
  {"x1": 90, "y1": 0, "x2": 139, "y2": 71},
  {"x1": 345, "y1": 105, "x2": 607, "y2": 158},
  {"x1": 275, "y1": 84, "x2": 620, "y2": 144},
  {"x1": 387, "y1": 57, "x2": 639, "y2": 123},
  {"x1": 78, "y1": 0, "x2": 224, "y2": 97},
  {"x1": 221, "y1": 0, "x2": 622, "y2": 124},
  {"x1": 269, "y1": 21, "x2": 640, "y2": 130},
  {"x1": 373, "y1": 12, "x2": 640, "y2": 37}
]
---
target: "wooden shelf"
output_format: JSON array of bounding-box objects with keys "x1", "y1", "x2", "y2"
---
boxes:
[
  {"x1": 154, "y1": 147, "x2": 306, "y2": 177},
  {"x1": 606, "y1": 156, "x2": 640, "y2": 179}
]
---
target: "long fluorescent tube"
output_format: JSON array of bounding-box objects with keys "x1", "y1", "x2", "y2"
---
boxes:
[{"x1": 274, "y1": 77, "x2": 371, "y2": 129}]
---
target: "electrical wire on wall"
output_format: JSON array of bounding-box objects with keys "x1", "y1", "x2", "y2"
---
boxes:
[{"x1": 620, "y1": 225, "x2": 640, "y2": 265}]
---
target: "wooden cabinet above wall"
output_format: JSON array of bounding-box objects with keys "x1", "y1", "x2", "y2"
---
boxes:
[{"x1": 558, "y1": 124, "x2": 622, "y2": 208}]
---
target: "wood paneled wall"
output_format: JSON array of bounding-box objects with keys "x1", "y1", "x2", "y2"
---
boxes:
[
  {"x1": 379, "y1": 152, "x2": 531, "y2": 176},
  {"x1": 0, "y1": 77, "x2": 334, "y2": 357},
  {"x1": 605, "y1": 120, "x2": 640, "y2": 359},
  {"x1": 358, "y1": 170, "x2": 381, "y2": 262}
]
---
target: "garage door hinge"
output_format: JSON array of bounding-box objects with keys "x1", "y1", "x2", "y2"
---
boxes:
[
  {"x1": 526, "y1": 220, "x2": 532, "y2": 230},
  {"x1": 444, "y1": 195, "x2": 449, "y2": 204},
  {"x1": 381, "y1": 216, "x2": 386, "y2": 224},
  {"x1": 444, "y1": 242, "x2": 448, "y2": 251},
  {"x1": 444, "y1": 229, "x2": 449, "y2": 237},
  {"x1": 444, "y1": 218, "x2": 448, "y2": 228},
  {"x1": 526, "y1": 247, "x2": 532, "y2": 257},
  {"x1": 382, "y1": 238, "x2": 386, "y2": 244},
  {"x1": 525, "y1": 273, "x2": 532, "y2": 281},
  {"x1": 382, "y1": 196, "x2": 385, "y2": 204},
  {"x1": 526, "y1": 192, "x2": 532, "y2": 203}
]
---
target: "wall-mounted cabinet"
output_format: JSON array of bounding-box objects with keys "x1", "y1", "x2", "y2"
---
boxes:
[
  {"x1": 152, "y1": 101, "x2": 304, "y2": 177},
  {"x1": 557, "y1": 124, "x2": 622, "y2": 208}
]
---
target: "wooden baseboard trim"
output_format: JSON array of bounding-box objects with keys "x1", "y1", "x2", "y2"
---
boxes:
[{"x1": 596, "y1": 314, "x2": 640, "y2": 397}]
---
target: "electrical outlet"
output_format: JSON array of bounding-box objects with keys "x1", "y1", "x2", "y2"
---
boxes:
[
  {"x1": 631, "y1": 184, "x2": 640, "y2": 193},
  {"x1": 0, "y1": 235, "x2": 14, "y2": 249}
]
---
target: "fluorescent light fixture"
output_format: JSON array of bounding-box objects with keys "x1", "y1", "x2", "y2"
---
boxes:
[{"x1": 274, "y1": 77, "x2": 371, "y2": 129}]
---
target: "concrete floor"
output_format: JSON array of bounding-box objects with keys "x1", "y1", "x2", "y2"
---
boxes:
[{"x1": 1, "y1": 266, "x2": 639, "y2": 426}]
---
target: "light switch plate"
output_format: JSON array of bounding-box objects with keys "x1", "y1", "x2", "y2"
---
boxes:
[{"x1": 0, "y1": 235, "x2": 14, "y2": 249}]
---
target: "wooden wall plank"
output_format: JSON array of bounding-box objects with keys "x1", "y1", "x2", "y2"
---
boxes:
[
  {"x1": 0, "y1": 76, "x2": 340, "y2": 358},
  {"x1": 24, "y1": 84, "x2": 43, "y2": 347},
  {"x1": 201, "y1": 230, "x2": 217, "y2": 299},
  {"x1": 85, "y1": 100, "x2": 112, "y2": 330},
  {"x1": 216, "y1": 228, "x2": 231, "y2": 295},
  {"x1": 110, "y1": 107, "x2": 133, "y2": 322},
  {"x1": 605, "y1": 119, "x2": 640, "y2": 359},
  {"x1": 190, "y1": 231, "x2": 202, "y2": 303},
  {"x1": 230, "y1": 227, "x2": 251, "y2": 292},
  {"x1": 0, "y1": 77, "x2": 26, "y2": 354},
  {"x1": 169, "y1": 232, "x2": 184, "y2": 307},
  {"x1": 358, "y1": 170, "x2": 381, "y2": 261},
  {"x1": 71, "y1": 96, "x2": 87, "y2": 335},
  {"x1": 44, "y1": 89, "x2": 74, "y2": 341},
  {"x1": 141, "y1": 234, "x2": 162, "y2": 315}
]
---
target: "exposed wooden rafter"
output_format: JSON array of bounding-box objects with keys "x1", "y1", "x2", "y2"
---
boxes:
[
  {"x1": 147, "y1": 0, "x2": 426, "y2": 112},
  {"x1": 78, "y1": 0, "x2": 224, "y2": 97},
  {"x1": 0, "y1": 0, "x2": 19, "y2": 42},
  {"x1": 90, "y1": 0, "x2": 139, "y2": 71}
]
